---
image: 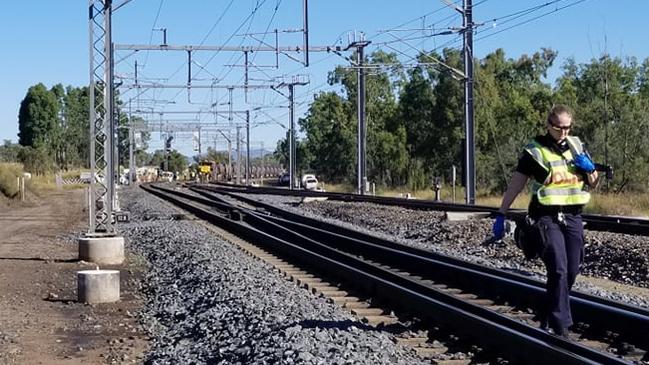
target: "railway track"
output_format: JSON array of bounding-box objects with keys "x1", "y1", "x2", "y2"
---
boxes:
[
  {"x1": 205, "y1": 181, "x2": 649, "y2": 236},
  {"x1": 142, "y1": 183, "x2": 649, "y2": 364}
]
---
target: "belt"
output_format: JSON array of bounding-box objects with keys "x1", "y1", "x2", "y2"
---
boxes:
[{"x1": 528, "y1": 198, "x2": 582, "y2": 218}]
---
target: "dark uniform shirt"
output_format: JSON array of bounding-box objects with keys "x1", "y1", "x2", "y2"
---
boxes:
[{"x1": 516, "y1": 134, "x2": 584, "y2": 217}]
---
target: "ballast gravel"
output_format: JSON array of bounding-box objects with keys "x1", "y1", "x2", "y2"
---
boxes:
[
  {"x1": 118, "y1": 187, "x2": 429, "y2": 365},
  {"x1": 240, "y1": 193, "x2": 649, "y2": 309}
]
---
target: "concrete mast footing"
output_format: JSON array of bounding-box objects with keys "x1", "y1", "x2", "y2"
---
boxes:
[
  {"x1": 78, "y1": 235, "x2": 125, "y2": 265},
  {"x1": 77, "y1": 269, "x2": 120, "y2": 304}
]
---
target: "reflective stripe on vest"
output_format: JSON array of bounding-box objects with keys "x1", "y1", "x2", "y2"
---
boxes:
[{"x1": 524, "y1": 136, "x2": 590, "y2": 206}]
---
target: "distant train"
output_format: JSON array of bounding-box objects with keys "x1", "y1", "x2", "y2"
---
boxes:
[
  {"x1": 196, "y1": 160, "x2": 284, "y2": 183},
  {"x1": 199, "y1": 161, "x2": 213, "y2": 174}
]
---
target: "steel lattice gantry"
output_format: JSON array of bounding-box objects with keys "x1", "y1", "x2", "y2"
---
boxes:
[{"x1": 88, "y1": 0, "x2": 116, "y2": 234}]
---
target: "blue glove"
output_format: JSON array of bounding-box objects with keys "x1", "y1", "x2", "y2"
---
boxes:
[
  {"x1": 493, "y1": 213, "x2": 506, "y2": 240},
  {"x1": 574, "y1": 153, "x2": 595, "y2": 173}
]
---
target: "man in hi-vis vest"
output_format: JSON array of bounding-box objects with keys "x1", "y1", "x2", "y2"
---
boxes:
[{"x1": 493, "y1": 104, "x2": 599, "y2": 337}]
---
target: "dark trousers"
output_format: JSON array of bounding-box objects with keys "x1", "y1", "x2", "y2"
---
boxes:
[{"x1": 537, "y1": 213, "x2": 584, "y2": 332}]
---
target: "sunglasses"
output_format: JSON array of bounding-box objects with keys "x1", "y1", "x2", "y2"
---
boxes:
[{"x1": 548, "y1": 121, "x2": 572, "y2": 131}]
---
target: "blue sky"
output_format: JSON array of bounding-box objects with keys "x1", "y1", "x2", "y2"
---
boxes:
[{"x1": 1, "y1": 0, "x2": 647, "y2": 158}]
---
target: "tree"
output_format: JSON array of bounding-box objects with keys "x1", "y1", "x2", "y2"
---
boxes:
[
  {"x1": 0, "y1": 140, "x2": 21, "y2": 163},
  {"x1": 273, "y1": 137, "x2": 312, "y2": 176},
  {"x1": 367, "y1": 126, "x2": 409, "y2": 186},
  {"x1": 18, "y1": 83, "x2": 60, "y2": 153},
  {"x1": 298, "y1": 92, "x2": 354, "y2": 183},
  {"x1": 555, "y1": 54, "x2": 649, "y2": 192},
  {"x1": 318, "y1": 51, "x2": 406, "y2": 185},
  {"x1": 61, "y1": 86, "x2": 90, "y2": 168},
  {"x1": 146, "y1": 149, "x2": 187, "y2": 174},
  {"x1": 473, "y1": 48, "x2": 556, "y2": 193},
  {"x1": 18, "y1": 146, "x2": 54, "y2": 175},
  {"x1": 117, "y1": 115, "x2": 149, "y2": 168}
]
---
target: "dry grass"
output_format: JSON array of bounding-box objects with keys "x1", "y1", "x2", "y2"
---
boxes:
[
  {"x1": 322, "y1": 182, "x2": 649, "y2": 217},
  {"x1": 585, "y1": 192, "x2": 649, "y2": 217},
  {"x1": 0, "y1": 163, "x2": 24, "y2": 198},
  {"x1": 60, "y1": 169, "x2": 87, "y2": 180},
  {"x1": 0, "y1": 164, "x2": 88, "y2": 200}
]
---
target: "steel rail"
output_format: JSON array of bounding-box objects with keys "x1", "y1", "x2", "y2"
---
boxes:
[
  {"x1": 191, "y1": 185, "x2": 649, "y2": 351},
  {"x1": 204, "y1": 182, "x2": 649, "y2": 236},
  {"x1": 141, "y1": 184, "x2": 634, "y2": 365}
]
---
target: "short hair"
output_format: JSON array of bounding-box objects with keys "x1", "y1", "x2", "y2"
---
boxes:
[{"x1": 547, "y1": 104, "x2": 573, "y2": 124}]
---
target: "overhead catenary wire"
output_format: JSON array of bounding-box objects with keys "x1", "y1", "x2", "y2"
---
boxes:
[
  {"x1": 141, "y1": 0, "x2": 165, "y2": 69},
  {"x1": 374, "y1": 0, "x2": 591, "y2": 69},
  {"x1": 474, "y1": 0, "x2": 590, "y2": 43},
  {"x1": 118, "y1": 0, "x2": 592, "y2": 159}
]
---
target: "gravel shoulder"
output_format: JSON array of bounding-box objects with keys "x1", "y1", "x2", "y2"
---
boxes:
[
  {"x1": 0, "y1": 188, "x2": 148, "y2": 365},
  {"x1": 120, "y1": 186, "x2": 430, "y2": 364}
]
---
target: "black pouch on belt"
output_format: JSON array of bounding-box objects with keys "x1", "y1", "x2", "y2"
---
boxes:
[{"x1": 514, "y1": 215, "x2": 546, "y2": 260}]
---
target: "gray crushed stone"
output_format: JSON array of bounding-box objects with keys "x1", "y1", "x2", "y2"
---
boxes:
[
  {"x1": 241, "y1": 193, "x2": 649, "y2": 309},
  {"x1": 118, "y1": 187, "x2": 429, "y2": 365}
]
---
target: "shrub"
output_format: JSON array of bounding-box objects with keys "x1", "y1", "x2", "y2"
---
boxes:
[
  {"x1": 17, "y1": 146, "x2": 54, "y2": 175},
  {"x1": 0, "y1": 163, "x2": 24, "y2": 198}
]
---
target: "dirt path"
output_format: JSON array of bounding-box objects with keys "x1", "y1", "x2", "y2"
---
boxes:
[{"x1": 0, "y1": 188, "x2": 147, "y2": 365}]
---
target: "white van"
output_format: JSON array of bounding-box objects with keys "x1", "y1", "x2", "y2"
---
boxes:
[
  {"x1": 302, "y1": 175, "x2": 318, "y2": 190},
  {"x1": 301, "y1": 174, "x2": 316, "y2": 186},
  {"x1": 160, "y1": 171, "x2": 174, "y2": 182}
]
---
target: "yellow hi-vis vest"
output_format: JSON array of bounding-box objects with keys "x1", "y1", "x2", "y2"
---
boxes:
[{"x1": 523, "y1": 136, "x2": 591, "y2": 206}]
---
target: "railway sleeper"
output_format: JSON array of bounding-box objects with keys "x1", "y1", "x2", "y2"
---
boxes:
[
  {"x1": 350, "y1": 308, "x2": 385, "y2": 316},
  {"x1": 362, "y1": 315, "x2": 399, "y2": 327},
  {"x1": 181, "y1": 189, "x2": 645, "y2": 365},
  {"x1": 343, "y1": 301, "x2": 371, "y2": 309},
  {"x1": 413, "y1": 346, "x2": 449, "y2": 357},
  {"x1": 431, "y1": 359, "x2": 471, "y2": 365}
]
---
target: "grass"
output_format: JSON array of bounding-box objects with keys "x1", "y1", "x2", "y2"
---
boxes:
[
  {"x1": 322, "y1": 182, "x2": 649, "y2": 217},
  {"x1": 585, "y1": 192, "x2": 649, "y2": 217},
  {"x1": 0, "y1": 163, "x2": 24, "y2": 198},
  {"x1": 60, "y1": 168, "x2": 88, "y2": 180},
  {"x1": 0, "y1": 164, "x2": 88, "y2": 200}
]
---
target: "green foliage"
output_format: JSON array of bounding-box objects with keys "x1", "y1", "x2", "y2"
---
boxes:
[
  {"x1": 299, "y1": 92, "x2": 354, "y2": 183},
  {"x1": 273, "y1": 136, "x2": 312, "y2": 176},
  {"x1": 14, "y1": 83, "x2": 151, "y2": 173},
  {"x1": 17, "y1": 146, "x2": 54, "y2": 175},
  {"x1": 474, "y1": 48, "x2": 555, "y2": 192},
  {"x1": 60, "y1": 86, "x2": 90, "y2": 167},
  {"x1": 118, "y1": 115, "x2": 150, "y2": 169},
  {"x1": 18, "y1": 83, "x2": 60, "y2": 150},
  {"x1": 147, "y1": 149, "x2": 188, "y2": 174},
  {"x1": 556, "y1": 55, "x2": 649, "y2": 192},
  {"x1": 283, "y1": 46, "x2": 649, "y2": 195},
  {"x1": 0, "y1": 140, "x2": 21, "y2": 162}
]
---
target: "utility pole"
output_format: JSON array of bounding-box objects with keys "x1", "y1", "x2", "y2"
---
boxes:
[
  {"x1": 164, "y1": 135, "x2": 173, "y2": 172},
  {"x1": 228, "y1": 87, "x2": 234, "y2": 182},
  {"x1": 217, "y1": 129, "x2": 232, "y2": 181},
  {"x1": 462, "y1": 0, "x2": 475, "y2": 204},
  {"x1": 236, "y1": 126, "x2": 241, "y2": 185},
  {"x1": 261, "y1": 141, "x2": 265, "y2": 185},
  {"x1": 288, "y1": 84, "x2": 296, "y2": 189},
  {"x1": 89, "y1": 0, "x2": 115, "y2": 233},
  {"x1": 198, "y1": 126, "x2": 202, "y2": 156},
  {"x1": 303, "y1": 0, "x2": 309, "y2": 66},
  {"x1": 228, "y1": 129, "x2": 232, "y2": 180},
  {"x1": 603, "y1": 58, "x2": 610, "y2": 192},
  {"x1": 346, "y1": 34, "x2": 371, "y2": 195},
  {"x1": 276, "y1": 77, "x2": 308, "y2": 190},
  {"x1": 128, "y1": 121, "x2": 134, "y2": 183},
  {"x1": 246, "y1": 110, "x2": 250, "y2": 185},
  {"x1": 128, "y1": 100, "x2": 135, "y2": 183}
]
